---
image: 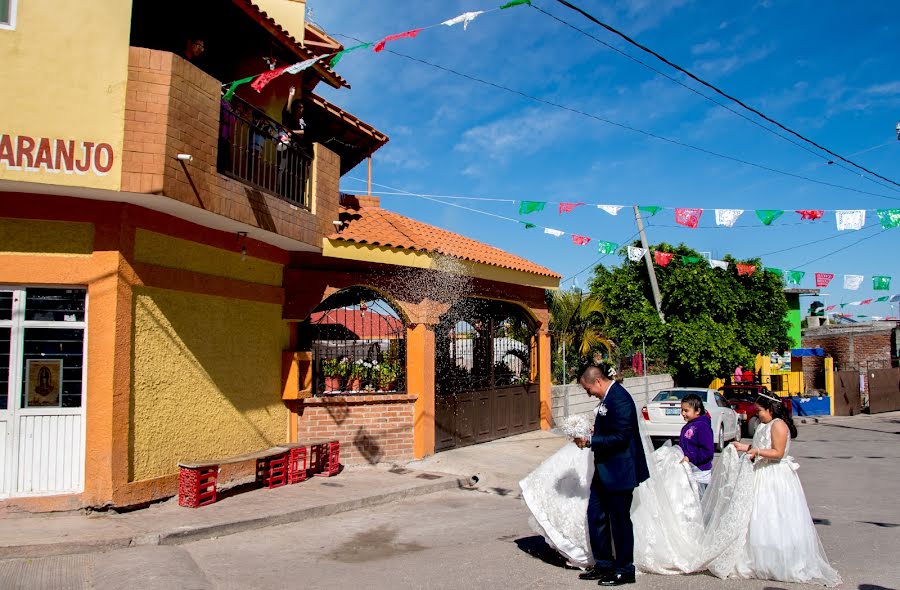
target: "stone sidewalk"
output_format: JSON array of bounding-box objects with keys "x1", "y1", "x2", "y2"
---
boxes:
[{"x1": 0, "y1": 465, "x2": 469, "y2": 559}]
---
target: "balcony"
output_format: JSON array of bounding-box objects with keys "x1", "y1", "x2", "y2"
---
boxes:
[{"x1": 122, "y1": 47, "x2": 340, "y2": 249}]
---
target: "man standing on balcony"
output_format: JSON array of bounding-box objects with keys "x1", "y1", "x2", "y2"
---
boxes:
[
  {"x1": 282, "y1": 86, "x2": 306, "y2": 138},
  {"x1": 277, "y1": 86, "x2": 307, "y2": 196},
  {"x1": 183, "y1": 38, "x2": 206, "y2": 64}
]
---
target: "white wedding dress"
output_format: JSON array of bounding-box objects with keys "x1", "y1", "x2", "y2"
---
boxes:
[
  {"x1": 696, "y1": 419, "x2": 842, "y2": 586},
  {"x1": 520, "y1": 417, "x2": 841, "y2": 586},
  {"x1": 519, "y1": 415, "x2": 703, "y2": 574}
]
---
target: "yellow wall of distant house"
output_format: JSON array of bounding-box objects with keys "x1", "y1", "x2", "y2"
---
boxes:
[
  {"x1": 0, "y1": 0, "x2": 131, "y2": 190},
  {"x1": 0, "y1": 218, "x2": 94, "y2": 255}
]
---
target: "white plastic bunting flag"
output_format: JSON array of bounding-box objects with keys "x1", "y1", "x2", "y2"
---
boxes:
[
  {"x1": 598, "y1": 205, "x2": 624, "y2": 216},
  {"x1": 710, "y1": 259, "x2": 729, "y2": 270},
  {"x1": 544, "y1": 228, "x2": 565, "y2": 237},
  {"x1": 836, "y1": 210, "x2": 866, "y2": 231},
  {"x1": 843, "y1": 274, "x2": 864, "y2": 290},
  {"x1": 627, "y1": 246, "x2": 644, "y2": 261},
  {"x1": 715, "y1": 209, "x2": 744, "y2": 227},
  {"x1": 441, "y1": 11, "x2": 484, "y2": 30}
]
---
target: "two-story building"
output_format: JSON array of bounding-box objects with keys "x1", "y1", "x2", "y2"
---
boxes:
[{"x1": 0, "y1": 0, "x2": 559, "y2": 511}]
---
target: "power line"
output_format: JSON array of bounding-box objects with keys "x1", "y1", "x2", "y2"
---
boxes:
[
  {"x1": 334, "y1": 32, "x2": 900, "y2": 202},
  {"x1": 794, "y1": 226, "x2": 889, "y2": 269},
  {"x1": 549, "y1": 0, "x2": 900, "y2": 191}
]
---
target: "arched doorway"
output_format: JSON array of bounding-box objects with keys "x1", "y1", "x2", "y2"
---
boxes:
[
  {"x1": 434, "y1": 298, "x2": 539, "y2": 451},
  {"x1": 300, "y1": 287, "x2": 407, "y2": 395}
]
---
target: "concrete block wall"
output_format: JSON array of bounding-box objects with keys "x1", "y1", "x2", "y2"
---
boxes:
[{"x1": 550, "y1": 374, "x2": 674, "y2": 428}]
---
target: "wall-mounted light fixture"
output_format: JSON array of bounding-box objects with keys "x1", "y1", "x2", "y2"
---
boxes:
[{"x1": 237, "y1": 231, "x2": 248, "y2": 261}]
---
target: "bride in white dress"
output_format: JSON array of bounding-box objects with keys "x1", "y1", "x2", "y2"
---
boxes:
[
  {"x1": 519, "y1": 392, "x2": 841, "y2": 586},
  {"x1": 696, "y1": 393, "x2": 841, "y2": 586}
]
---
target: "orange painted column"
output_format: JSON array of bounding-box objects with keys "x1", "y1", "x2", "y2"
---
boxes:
[
  {"x1": 538, "y1": 331, "x2": 552, "y2": 430},
  {"x1": 408, "y1": 324, "x2": 435, "y2": 459}
]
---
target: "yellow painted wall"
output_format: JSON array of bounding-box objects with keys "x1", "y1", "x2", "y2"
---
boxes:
[
  {"x1": 0, "y1": 0, "x2": 131, "y2": 190},
  {"x1": 134, "y1": 229, "x2": 283, "y2": 287},
  {"x1": 0, "y1": 218, "x2": 94, "y2": 255},
  {"x1": 323, "y1": 240, "x2": 560, "y2": 290},
  {"x1": 130, "y1": 286, "x2": 290, "y2": 481},
  {"x1": 252, "y1": 0, "x2": 306, "y2": 42}
]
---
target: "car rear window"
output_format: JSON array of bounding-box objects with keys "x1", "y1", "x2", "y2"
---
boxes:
[{"x1": 652, "y1": 390, "x2": 704, "y2": 402}]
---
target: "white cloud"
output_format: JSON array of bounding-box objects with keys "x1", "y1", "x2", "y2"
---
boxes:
[
  {"x1": 455, "y1": 108, "x2": 575, "y2": 162},
  {"x1": 691, "y1": 40, "x2": 721, "y2": 55},
  {"x1": 693, "y1": 44, "x2": 775, "y2": 77},
  {"x1": 865, "y1": 81, "x2": 900, "y2": 96}
]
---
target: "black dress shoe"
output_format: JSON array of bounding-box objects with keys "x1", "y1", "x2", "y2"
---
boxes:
[
  {"x1": 578, "y1": 566, "x2": 613, "y2": 580},
  {"x1": 599, "y1": 572, "x2": 636, "y2": 586}
]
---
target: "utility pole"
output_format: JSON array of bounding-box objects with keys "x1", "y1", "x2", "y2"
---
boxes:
[{"x1": 633, "y1": 205, "x2": 665, "y2": 324}]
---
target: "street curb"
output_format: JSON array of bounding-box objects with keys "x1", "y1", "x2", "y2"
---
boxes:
[{"x1": 0, "y1": 476, "x2": 470, "y2": 560}]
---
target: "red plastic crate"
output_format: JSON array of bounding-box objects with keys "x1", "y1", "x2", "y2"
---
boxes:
[
  {"x1": 288, "y1": 447, "x2": 307, "y2": 484},
  {"x1": 257, "y1": 453, "x2": 288, "y2": 489},
  {"x1": 178, "y1": 466, "x2": 218, "y2": 508},
  {"x1": 311, "y1": 441, "x2": 340, "y2": 477}
]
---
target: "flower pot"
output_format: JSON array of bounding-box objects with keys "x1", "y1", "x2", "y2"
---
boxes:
[
  {"x1": 379, "y1": 381, "x2": 396, "y2": 393},
  {"x1": 324, "y1": 377, "x2": 342, "y2": 392},
  {"x1": 348, "y1": 378, "x2": 361, "y2": 392}
]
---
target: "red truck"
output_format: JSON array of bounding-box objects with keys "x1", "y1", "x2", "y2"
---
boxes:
[{"x1": 718, "y1": 384, "x2": 793, "y2": 438}]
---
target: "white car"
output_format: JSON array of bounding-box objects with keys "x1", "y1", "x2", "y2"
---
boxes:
[{"x1": 641, "y1": 388, "x2": 741, "y2": 451}]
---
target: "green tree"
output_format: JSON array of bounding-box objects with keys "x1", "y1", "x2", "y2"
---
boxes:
[
  {"x1": 547, "y1": 287, "x2": 613, "y2": 383},
  {"x1": 589, "y1": 243, "x2": 791, "y2": 386}
]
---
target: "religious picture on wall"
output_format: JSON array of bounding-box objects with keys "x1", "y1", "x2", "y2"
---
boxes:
[{"x1": 25, "y1": 359, "x2": 63, "y2": 407}]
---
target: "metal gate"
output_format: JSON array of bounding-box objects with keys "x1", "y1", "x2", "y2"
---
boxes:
[
  {"x1": 868, "y1": 367, "x2": 900, "y2": 414},
  {"x1": 833, "y1": 370, "x2": 861, "y2": 416},
  {"x1": 434, "y1": 298, "x2": 539, "y2": 452}
]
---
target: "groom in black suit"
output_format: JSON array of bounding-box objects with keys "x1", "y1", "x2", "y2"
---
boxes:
[{"x1": 574, "y1": 364, "x2": 650, "y2": 586}]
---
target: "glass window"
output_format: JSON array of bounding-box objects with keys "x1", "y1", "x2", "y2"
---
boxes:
[
  {"x1": 25, "y1": 288, "x2": 86, "y2": 323},
  {"x1": 715, "y1": 394, "x2": 730, "y2": 408},
  {"x1": 0, "y1": 0, "x2": 13, "y2": 27},
  {"x1": 0, "y1": 291, "x2": 11, "y2": 321},
  {"x1": 652, "y1": 390, "x2": 704, "y2": 402},
  {"x1": 20, "y1": 328, "x2": 85, "y2": 408},
  {"x1": 0, "y1": 327, "x2": 9, "y2": 410}
]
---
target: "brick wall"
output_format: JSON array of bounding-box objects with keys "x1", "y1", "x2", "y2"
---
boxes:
[
  {"x1": 803, "y1": 325, "x2": 893, "y2": 392},
  {"x1": 122, "y1": 47, "x2": 339, "y2": 249},
  {"x1": 296, "y1": 394, "x2": 417, "y2": 465}
]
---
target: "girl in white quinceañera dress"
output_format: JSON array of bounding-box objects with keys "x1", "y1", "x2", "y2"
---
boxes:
[{"x1": 696, "y1": 394, "x2": 841, "y2": 586}]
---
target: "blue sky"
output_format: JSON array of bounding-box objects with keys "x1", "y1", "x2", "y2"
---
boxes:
[{"x1": 310, "y1": 0, "x2": 900, "y2": 318}]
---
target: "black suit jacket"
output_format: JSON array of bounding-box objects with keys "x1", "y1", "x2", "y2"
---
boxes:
[{"x1": 589, "y1": 381, "x2": 651, "y2": 492}]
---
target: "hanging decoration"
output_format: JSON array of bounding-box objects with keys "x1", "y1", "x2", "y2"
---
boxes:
[
  {"x1": 519, "y1": 201, "x2": 546, "y2": 215},
  {"x1": 544, "y1": 228, "x2": 564, "y2": 237},
  {"x1": 755, "y1": 209, "x2": 784, "y2": 226},
  {"x1": 815, "y1": 273, "x2": 834, "y2": 288},
  {"x1": 682, "y1": 256, "x2": 702, "y2": 265},
  {"x1": 825, "y1": 305, "x2": 836, "y2": 311},
  {"x1": 796, "y1": 210, "x2": 825, "y2": 221},
  {"x1": 374, "y1": 29, "x2": 424, "y2": 53},
  {"x1": 329, "y1": 42, "x2": 373, "y2": 68},
  {"x1": 654, "y1": 251, "x2": 674, "y2": 267},
  {"x1": 876, "y1": 208, "x2": 900, "y2": 229},
  {"x1": 251, "y1": 64, "x2": 291, "y2": 92},
  {"x1": 873, "y1": 276, "x2": 892, "y2": 291},
  {"x1": 520, "y1": 221, "x2": 536, "y2": 229},
  {"x1": 442, "y1": 11, "x2": 485, "y2": 30},
  {"x1": 500, "y1": 0, "x2": 531, "y2": 8},
  {"x1": 598, "y1": 205, "x2": 624, "y2": 216},
  {"x1": 597, "y1": 240, "x2": 618, "y2": 254},
  {"x1": 737, "y1": 264, "x2": 756, "y2": 276},
  {"x1": 786, "y1": 270, "x2": 805, "y2": 285},
  {"x1": 715, "y1": 209, "x2": 743, "y2": 227},
  {"x1": 222, "y1": 75, "x2": 256, "y2": 101},
  {"x1": 627, "y1": 246, "x2": 645, "y2": 261},
  {"x1": 765, "y1": 267, "x2": 783, "y2": 276},
  {"x1": 836, "y1": 210, "x2": 866, "y2": 231},
  {"x1": 675, "y1": 208, "x2": 703, "y2": 229},
  {"x1": 710, "y1": 259, "x2": 729, "y2": 270},
  {"x1": 559, "y1": 202, "x2": 585, "y2": 214},
  {"x1": 285, "y1": 55, "x2": 327, "y2": 74},
  {"x1": 571, "y1": 234, "x2": 591, "y2": 246},
  {"x1": 844, "y1": 274, "x2": 864, "y2": 290},
  {"x1": 639, "y1": 206, "x2": 662, "y2": 217}
]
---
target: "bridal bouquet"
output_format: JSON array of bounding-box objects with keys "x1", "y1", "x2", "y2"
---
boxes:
[{"x1": 561, "y1": 414, "x2": 593, "y2": 440}]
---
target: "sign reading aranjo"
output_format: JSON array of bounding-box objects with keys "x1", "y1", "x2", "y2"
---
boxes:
[{"x1": 0, "y1": 134, "x2": 115, "y2": 176}]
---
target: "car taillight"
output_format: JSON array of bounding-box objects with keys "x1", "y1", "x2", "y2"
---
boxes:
[{"x1": 641, "y1": 406, "x2": 649, "y2": 421}]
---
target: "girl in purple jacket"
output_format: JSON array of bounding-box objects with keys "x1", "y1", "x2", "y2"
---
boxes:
[{"x1": 678, "y1": 393, "x2": 714, "y2": 498}]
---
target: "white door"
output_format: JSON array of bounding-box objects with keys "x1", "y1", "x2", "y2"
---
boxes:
[{"x1": 0, "y1": 287, "x2": 87, "y2": 498}]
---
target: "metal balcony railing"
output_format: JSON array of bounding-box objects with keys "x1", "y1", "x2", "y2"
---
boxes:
[{"x1": 218, "y1": 94, "x2": 312, "y2": 209}]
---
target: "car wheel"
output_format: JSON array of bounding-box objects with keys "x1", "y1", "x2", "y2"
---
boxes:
[
  {"x1": 715, "y1": 425, "x2": 725, "y2": 452},
  {"x1": 746, "y1": 417, "x2": 760, "y2": 438}
]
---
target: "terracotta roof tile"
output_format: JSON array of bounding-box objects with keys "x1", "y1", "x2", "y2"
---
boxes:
[{"x1": 329, "y1": 205, "x2": 561, "y2": 279}]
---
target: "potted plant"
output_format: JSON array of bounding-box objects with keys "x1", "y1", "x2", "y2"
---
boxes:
[
  {"x1": 378, "y1": 361, "x2": 401, "y2": 392},
  {"x1": 321, "y1": 357, "x2": 348, "y2": 393},
  {"x1": 349, "y1": 359, "x2": 367, "y2": 392}
]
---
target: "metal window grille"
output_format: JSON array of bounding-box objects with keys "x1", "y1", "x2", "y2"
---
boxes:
[
  {"x1": 218, "y1": 94, "x2": 312, "y2": 209},
  {"x1": 302, "y1": 288, "x2": 406, "y2": 396}
]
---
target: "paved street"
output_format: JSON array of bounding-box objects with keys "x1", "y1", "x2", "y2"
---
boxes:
[{"x1": 2, "y1": 413, "x2": 899, "y2": 590}]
